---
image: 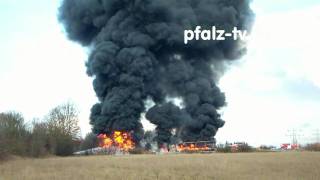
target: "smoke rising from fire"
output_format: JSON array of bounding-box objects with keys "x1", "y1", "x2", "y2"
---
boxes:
[{"x1": 59, "y1": 0, "x2": 254, "y2": 145}]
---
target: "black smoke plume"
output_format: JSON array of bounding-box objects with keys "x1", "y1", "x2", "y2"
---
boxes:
[{"x1": 59, "y1": 0, "x2": 254, "y2": 145}]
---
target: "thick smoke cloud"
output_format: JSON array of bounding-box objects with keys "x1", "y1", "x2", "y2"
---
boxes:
[{"x1": 59, "y1": 0, "x2": 254, "y2": 145}]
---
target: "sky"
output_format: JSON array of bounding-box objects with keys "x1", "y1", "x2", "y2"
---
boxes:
[{"x1": 0, "y1": 0, "x2": 319, "y2": 146}]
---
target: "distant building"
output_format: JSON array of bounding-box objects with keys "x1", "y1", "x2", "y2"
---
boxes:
[
  {"x1": 230, "y1": 142, "x2": 247, "y2": 152},
  {"x1": 281, "y1": 143, "x2": 299, "y2": 150}
]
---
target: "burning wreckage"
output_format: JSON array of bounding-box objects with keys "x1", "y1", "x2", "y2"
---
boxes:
[
  {"x1": 74, "y1": 131, "x2": 135, "y2": 155},
  {"x1": 60, "y1": 0, "x2": 254, "y2": 155},
  {"x1": 74, "y1": 135, "x2": 217, "y2": 155}
]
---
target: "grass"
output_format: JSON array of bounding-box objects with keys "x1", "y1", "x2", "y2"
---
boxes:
[{"x1": 0, "y1": 152, "x2": 320, "y2": 180}]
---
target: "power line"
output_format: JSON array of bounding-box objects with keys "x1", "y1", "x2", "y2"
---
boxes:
[{"x1": 286, "y1": 129, "x2": 303, "y2": 144}]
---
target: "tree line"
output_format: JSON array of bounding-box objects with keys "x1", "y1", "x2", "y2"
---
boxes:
[{"x1": 0, "y1": 102, "x2": 98, "y2": 160}]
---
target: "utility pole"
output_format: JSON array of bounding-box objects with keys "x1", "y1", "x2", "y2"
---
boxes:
[{"x1": 286, "y1": 129, "x2": 302, "y2": 145}]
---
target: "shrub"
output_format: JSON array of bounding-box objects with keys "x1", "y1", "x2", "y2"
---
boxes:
[
  {"x1": 305, "y1": 143, "x2": 320, "y2": 151},
  {"x1": 216, "y1": 145, "x2": 231, "y2": 153},
  {"x1": 237, "y1": 143, "x2": 254, "y2": 152},
  {"x1": 0, "y1": 112, "x2": 29, "y2": 156},
  {"x1": 54, "y1": 134, "x2": 74, "y2": 156},
  {"x1": 80, "y1": 133, "x2": 98, "y2": 150}
]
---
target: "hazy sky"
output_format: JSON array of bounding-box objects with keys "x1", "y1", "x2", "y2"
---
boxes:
[{"x1": 1, "y1": 0, "x2": 319, "y2": 146}]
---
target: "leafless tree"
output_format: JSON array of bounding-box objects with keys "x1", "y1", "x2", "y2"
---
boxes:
[
  {"x1": 47, "y1": 102, "x2": 80, "y2": 140},
  {"x1": 0, "y1": 111, "x2": 28, "y2": 156},
  {"x1": 46, "y1": 102, "x2": 81, "y2": 156},
  {"x1": 29, "y1": 119, "x2": 50, "y2": 157}
]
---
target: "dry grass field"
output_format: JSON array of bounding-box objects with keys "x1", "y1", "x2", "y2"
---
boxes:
[{"x1": 1, "y1": 152, "x2": 320, "y2": 180}]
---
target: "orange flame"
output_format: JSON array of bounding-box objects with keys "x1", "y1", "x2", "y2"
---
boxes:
[
  {"x1": 177, "y1": 143, "x2": 210, "y2": 152},
  {"x1": 98, "y1": 131, "x2": 135, "y2": 151}
]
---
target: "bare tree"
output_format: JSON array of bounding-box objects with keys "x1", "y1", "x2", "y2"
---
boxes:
[
  {"x1": 47, "y1": 102, "x2": 80, "y2": 140},
  {"x1": 46, "y1": 102, "x2": 81, "y2": 156},
  {"x1": 29, "y1": 119, "x2": 50, "y2": 157},
  {"x1": 0, "y1": 111, "x2": 28, "y2": 156},
  {"x1": 0, "y1": 104, "x2": 82, "y2": 157}
]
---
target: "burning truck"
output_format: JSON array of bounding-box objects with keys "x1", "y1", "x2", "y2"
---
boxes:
[{"x1": 60, "y1": 0, "x2": 254, "y2": 152}]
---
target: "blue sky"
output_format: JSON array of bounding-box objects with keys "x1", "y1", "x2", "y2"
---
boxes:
[
  {"x1": 0, "y1": 0, "x2": 320, "y2": 146},
  {"x1": 0, "y1": 1, "x2": 59, "y2": 75}
]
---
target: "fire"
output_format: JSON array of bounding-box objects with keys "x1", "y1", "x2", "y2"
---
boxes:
[
  {"x1": 97, "y1": 131, "x2": 135, "y2": 151},
  {"x1": 177, "y1": 143, "x2": 211, "y2": 152}
]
